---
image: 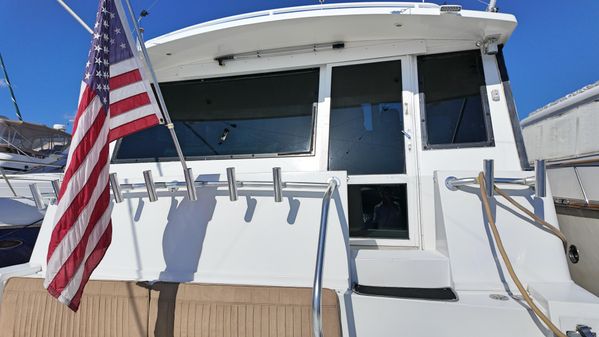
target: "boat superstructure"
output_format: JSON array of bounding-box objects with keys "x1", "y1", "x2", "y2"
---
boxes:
[{"x1": 0, "y1": 3, "x2": 598, "y2": 337}]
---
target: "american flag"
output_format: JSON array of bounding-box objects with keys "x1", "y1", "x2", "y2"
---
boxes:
[{"x1": 44, "y1": 0, "x2": 164, "y2": 311}]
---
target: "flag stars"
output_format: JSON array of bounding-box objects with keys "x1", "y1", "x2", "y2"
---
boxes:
[
  {"x1": 95, "y1": 57, "x2": 102, "y2": 65},
  {"x1": 103, "y1": 21, "x2": 109, "y2": 28},
  {"x1": 85, "y1": 72, "x2": 91, "y2": 80},
  {"x1": 93, "y1": 33, "x2": 100, "y2": 40},
  {"x1": 115, "y1": 28, "x2": 121, "y2": 34},
  {"x1": 120, "y1": 43, "x2": 126, "y2": 49},
  {"x1": 94, "y1": 45, "x2": 102, "y2": 52},
  {"x1": 110, "y1": 38, "x2": 115, "y2": 45},
  {"x1": 103, "y1": 34, "x2": 109, "y2": 41},
  {"x1": 103, "y1": 46, "x2": 109, "y2": 54}
]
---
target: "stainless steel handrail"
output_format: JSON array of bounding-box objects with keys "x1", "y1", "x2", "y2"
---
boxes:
[
  {"x1": 0, "y1": 167, "x2": 17, "y2": 197},
  {"x1": 445, "y1": 159, "x2": 547, "y2": 198},
  {"x1": 311, "y1": 178, "x2": 339, "y2": 337}
]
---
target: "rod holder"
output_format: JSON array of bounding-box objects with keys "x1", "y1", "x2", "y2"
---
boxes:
[
  {"x1": 51, "y1": 180, "x2": 61, "y2": 203},
  {"x1": 483, "y1": 159, "x2": 494, "y2": 197},
  {"x1": 29, "y1": 183, "x2": 46, "y2": 210},
  {"x1": 226, "y1": 167, "x2": 238, "y2": 201},
  {"x1": 184, "y1": 167, "x2": 198, "y2": 201},
  {"x1": 535, "y1": 159, "x2": 546, "y2": 198},
  {"x1": 273, "y1": 167, "x2": 283, "y2": 202},
  {"x1": 143, "y1": 170, "x2": 158, "y2": 202},
  {"x1": 109, "y1": 173, "x2": 123, "y2": 203}
]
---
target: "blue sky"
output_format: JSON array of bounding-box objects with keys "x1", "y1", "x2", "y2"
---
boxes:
[{"x1": 0, "y1": 0, "x2": 597, "y2": 127}]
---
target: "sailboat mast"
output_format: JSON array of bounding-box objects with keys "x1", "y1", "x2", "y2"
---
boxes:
[{"x1": 0, "y1": 53, "x2": 23, "y2": 121}]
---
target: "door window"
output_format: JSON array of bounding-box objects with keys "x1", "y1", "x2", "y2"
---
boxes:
[{"x1": 329, "y1": 60, "x2": 410, "y2": 240}]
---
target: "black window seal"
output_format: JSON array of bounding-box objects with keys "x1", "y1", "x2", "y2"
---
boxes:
[{"x1": 418, "y1": 49, "x2": 495, "y2": 151}]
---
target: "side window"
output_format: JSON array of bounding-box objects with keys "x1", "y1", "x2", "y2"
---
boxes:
[
  {"x1": 329, "y1": 60, "x2": 409, "y2": 240},
  {"x1": 113, "y1": 69, "x2": 319, "y2": 162},
  {"x1": 418, "y1": 50, "x2": 493, "y2": 149}
]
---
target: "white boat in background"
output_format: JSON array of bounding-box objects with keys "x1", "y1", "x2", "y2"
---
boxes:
[
  {"x1": 522, "y1": 81, "x2": 599, "y2": 297},
  {"x1": 0, "y1": 117, "x2": 70, "y2": 173},
  {"x1": 0, "y1": 2, "x2": 598, "y2": 337}
]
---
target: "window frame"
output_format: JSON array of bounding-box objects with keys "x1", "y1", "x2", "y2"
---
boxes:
[
  {"x1": 110, "y1": 68, "x2": 321, "y2": 164},
  {"x1": 325, "y1": 55, "x2": 421, "y2": 247},
  {"x1": 418, "y1": 50, "x2": 495, "y2": 150}
]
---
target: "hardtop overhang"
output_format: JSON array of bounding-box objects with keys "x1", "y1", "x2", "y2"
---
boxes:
[{"x1": 145, "y1": 2, "x2": 517, "y2": 81}]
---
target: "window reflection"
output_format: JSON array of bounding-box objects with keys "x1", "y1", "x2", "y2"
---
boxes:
[{"x1": 348, "y1": 184, "x2": 409, "y2": 239}]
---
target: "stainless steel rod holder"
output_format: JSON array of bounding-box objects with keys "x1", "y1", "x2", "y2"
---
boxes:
[
  {"x1": 483, "y1": 159, "x2": 494, "y2": 197},
  {"x1": 29, "y1": 183, "x2": 46, "y2": 210},
  {"x1": 226, "y1": 167, "x2": 238, "y2": 201},
  {"x1": 535, "y1": 159, "x2": 546, "y2": 198},
  {"x1": 273, "y1": 167, "x2": 283, "y2": 202},
  {"x1": 184, "y1": 167, "x2": 198, "y2": 201},
  {"x1": 109, "y1": 173, "x2": 123, "y2": 203},
  {"x1": 51, "y1": 180, "x2": 61, "y2": 202},
  {"x1": 143, "y1": 170, "x2": 158, "y2": 202}
]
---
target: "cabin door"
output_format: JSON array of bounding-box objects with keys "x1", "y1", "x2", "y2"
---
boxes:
[{"x1": 327, "y1": 56, "x2": 420, "y2": 246}]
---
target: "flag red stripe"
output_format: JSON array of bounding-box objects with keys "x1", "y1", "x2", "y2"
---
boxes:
[
  {"x1": 109, "y1": 69, "x2": 142, "y2": 91},
  {"x1": 48, "y1": 141, "x2": 109, "y2": 260},
  {"x1": 109, "y1": 92, "x2": 151, "y2": 117},
  {"x1": 70, "y1": 86, "x2": 96, "y2": 138},
  {"x1": 46, "y1": 186, "x2": 111, "y2": 294},
  {"x1": 66, "y1": 221, "x2": 112, "y2": 311},
  {"x1": 58, "y1": 107, "x2": 107, "y2": 201},
  {"x1": 109, "y1": 114, "x2": 159, "y2": 142}
]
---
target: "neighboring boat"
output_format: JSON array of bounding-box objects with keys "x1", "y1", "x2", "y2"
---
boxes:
[
  {"x1": 0, "y1": 53, "x2": 68, "y2": 267},
  {"x1": 521, "y1": 81, "x2": 599, "y2": 296},
  {"x1": 0, "y1": 172, "x2": 60, "y2": 268},
  {"x1": 0, "y1": 117, "x2": 70, "y2": 173},
  {"x1": 0, "y1": 3, "x2": 597, "y2": 337}
]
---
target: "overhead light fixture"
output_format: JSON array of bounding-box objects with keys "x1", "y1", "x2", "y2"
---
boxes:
[
  {"x1": 215, "y1": 41, "x2": 345, "y2": 66},
  {"x1": 439, "y1": 5, "x2": 462, "y2": 14}
]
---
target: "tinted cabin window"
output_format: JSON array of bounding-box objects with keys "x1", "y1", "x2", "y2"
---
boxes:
[
  {"x1": 114, "y1": 69, "x2": 319, "y2": 161},
  {"x1": 418, "y1": 50, "x2": 492, "y2": 148},
  {"x1": 348, "y1": 184, "x2": 408, "y2": 239},
  {"x1": 328, "y1": 60, "x2": 405, "y2": 175}
]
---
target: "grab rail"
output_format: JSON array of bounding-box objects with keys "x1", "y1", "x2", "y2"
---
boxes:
[
  {"x1": 445, "y1": 159, "x2": 546, "y2": 198},
  {"x1": 0, "y1": 167, "x2": 17, "y2": 197},
  {"x1": 311, "y1": 178, "x2": 338, "y2": 337}
]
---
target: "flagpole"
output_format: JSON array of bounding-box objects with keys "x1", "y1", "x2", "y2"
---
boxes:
[{"x1": 121, "y1": 0, "x2": 197, "y2": 200}]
